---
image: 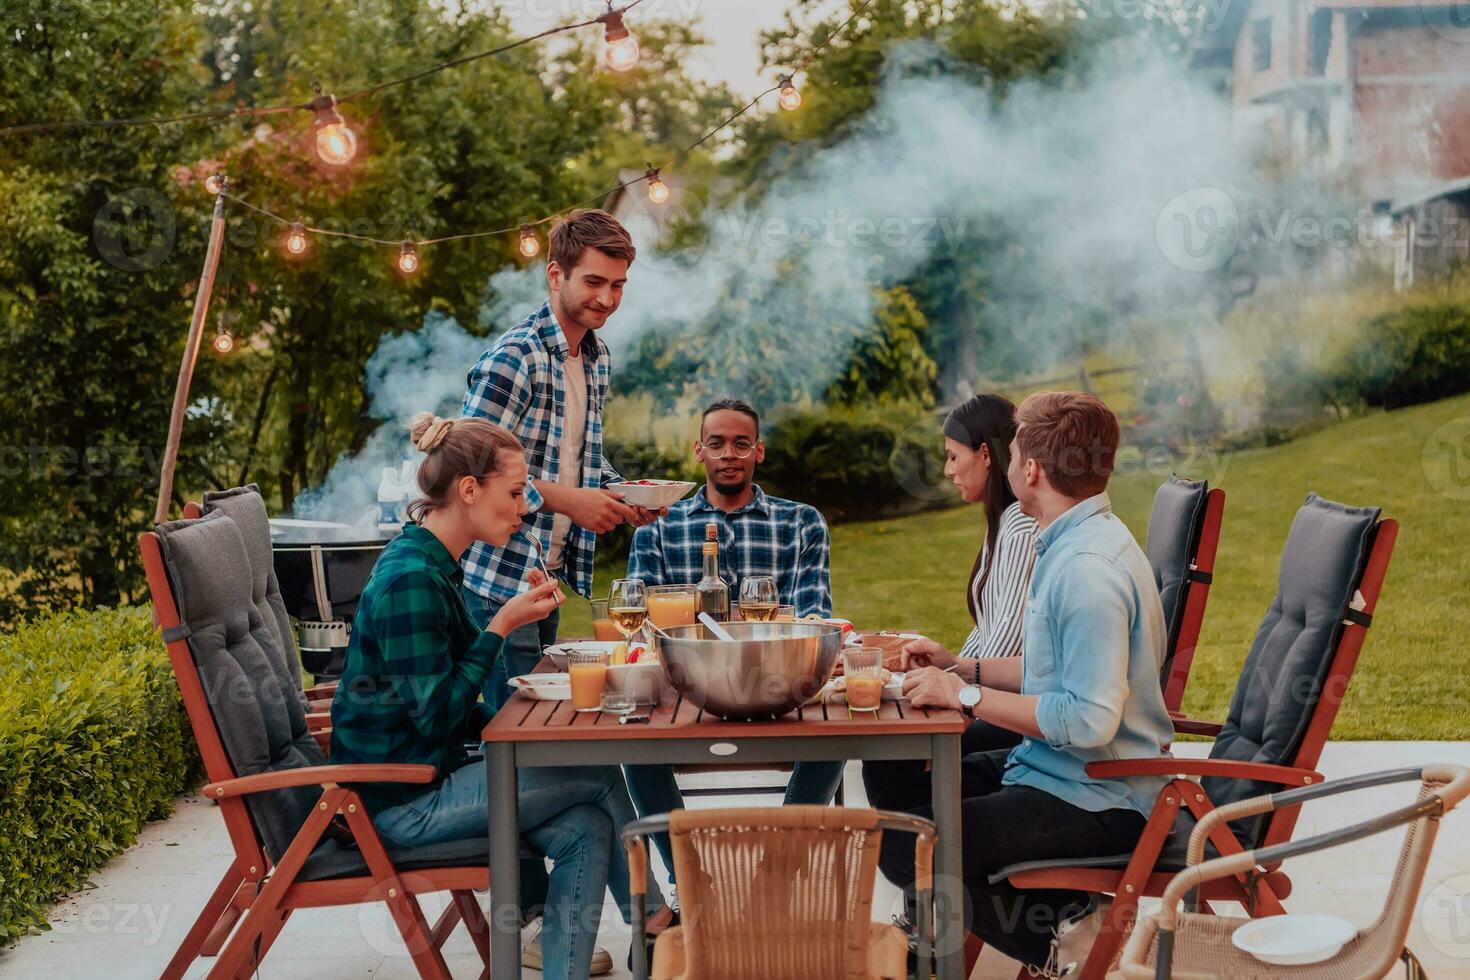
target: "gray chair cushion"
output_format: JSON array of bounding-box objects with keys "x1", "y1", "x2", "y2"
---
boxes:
[
  {"x1": 992, "y1": 812, "x2": 1211, "y2": 883},
  {"x1": 299, "y1": 836, "x2": 490, "y2": 882},
  {"x1": 1145, "y1": 475, "x2": 1210, "y2": 678},
  {"x1": 155, "y1": 511, "x2": 328, "y2": 862},
  {"x1": 1207, "y1": 493, "x2": 1379, "y2": 846},
  {"x1": 202, "y1": 485, "x2": 310, "y2": 735}
]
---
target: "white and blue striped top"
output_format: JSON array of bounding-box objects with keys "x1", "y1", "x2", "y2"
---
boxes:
[{"x1": 958, "y1": 501, "x2": 1038, "y2": 659}]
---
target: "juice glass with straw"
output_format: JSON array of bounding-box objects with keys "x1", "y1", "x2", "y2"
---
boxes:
[
  {"x1": 842, "y1": 646, "x2": 883, "y2": 712},
  {"x1": 568, "y1": 649, "x2": 608, "y2": 712}
]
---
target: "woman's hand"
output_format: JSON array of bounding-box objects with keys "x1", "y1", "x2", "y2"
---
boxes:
[
  {"x1": 487, "y1": 569, "x2": 565, "y2": 637},
  {"x1": 902, "y1": 637, "x2": 959, "y2": 671}
]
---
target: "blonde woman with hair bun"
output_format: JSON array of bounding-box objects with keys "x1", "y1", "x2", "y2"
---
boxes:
[{"x1": 330, "y1": 412, "x2": 668, "y2": 978}]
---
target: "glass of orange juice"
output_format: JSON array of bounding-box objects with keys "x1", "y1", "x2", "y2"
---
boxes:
[
  {"x1": 568, "y1": 649, "x2": 608, "y2": 712},
  {"x1": 774, "y1": 604, "x2": 797, "y2": 622},
  {"x1": 589, "y1": 599, "x2": 620, "y2": 641},
  {"x1": 646, "y1": 585, "x2": 697, "y2": 630},
  {"x1": 842, "y1": 647, "x2": 883, "y2": 712}
]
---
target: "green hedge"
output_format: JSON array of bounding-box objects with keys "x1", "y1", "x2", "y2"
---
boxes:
[
  {"x1": 0, "y1": 606, "x2": 202, "y2": 945},
  {"x1": 1329, "y1": 298, "x2": 1470, "y2": 410}
]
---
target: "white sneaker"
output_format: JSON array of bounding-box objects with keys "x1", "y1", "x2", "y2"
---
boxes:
[
  {"x1": 520, "y1": 918, "x2": 614, "y2": 976},
  {"x1": 1039, "y1": 895, "x2": 1113, "y2": 978}
]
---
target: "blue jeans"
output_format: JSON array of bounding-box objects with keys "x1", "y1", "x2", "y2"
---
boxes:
[
  {"x1": 624, "y1": 760, "x2": 845, "y2": 879},
  {"x1": 374, "y1": 758, "x2": 663, "y2": 980},
  {"x1": 463, "y1": 584, "x2": 561, "y2": 712}
]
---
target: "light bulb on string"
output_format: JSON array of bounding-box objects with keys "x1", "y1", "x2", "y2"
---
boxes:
[
  {"x1": 519, "y1": 224, "x2": 540, "y2": 259},
  {"x1": 645, "y1": 167, "x2": 669, "y2": 205},
  {"x1": 285, "y1": 221, "x2": 308, "y2": 256},
  {"x1": 778, "y1": 75, "x2": 802, "y2": 112},
  {"x1": 601, "y1": 9, "x2": 639, "y2": 72},
  {"x1": 212, "y1": 329, "x2": 235, "y2": 355},
  {"x1": 396, "y1": 241, "x2": 420, "y2": 275},
  {"x1": 308, "y1": 94, "x2": 358, "y2": 166},
  {"x1": 204, "y1": 173, "x2": 228, "y2": 196}
]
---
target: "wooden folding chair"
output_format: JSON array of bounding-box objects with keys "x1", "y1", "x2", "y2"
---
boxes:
[
  {"x1": 143, "y1": 499, "x2": 491, "y2": 979},
  {"x1": 1142, "y1": 475, "x2": 1226, "y2": 716},
  {"x1": 970, "y1": 493, "x2": 1397, "y2": 980}
]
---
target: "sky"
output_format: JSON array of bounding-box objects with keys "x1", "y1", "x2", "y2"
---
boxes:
[{"x1": 503, "y1": 0, "x2": 836, "y2": 96}]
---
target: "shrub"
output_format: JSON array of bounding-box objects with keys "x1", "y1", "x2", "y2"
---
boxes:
[
  {"x1": 760, "y1": 404, "x2": 954, "y2": 523},
  {"x1": 1329, "y1": 297, "x2": 1470, "y2": 410},
  {"x1": 0, "y1": 606, "x2": 202, "y2": 945}
]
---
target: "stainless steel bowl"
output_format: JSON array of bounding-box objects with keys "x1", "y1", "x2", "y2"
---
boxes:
[{"x1": 655, "y1": 620, "x2": 843, "y2": 720}]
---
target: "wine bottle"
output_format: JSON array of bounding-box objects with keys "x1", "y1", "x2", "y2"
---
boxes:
[{"x1": 694, "y1": 523, "x2": 729, "y2": 623}]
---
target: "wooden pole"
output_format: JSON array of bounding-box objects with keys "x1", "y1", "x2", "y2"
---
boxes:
[{"x1": 155, "y1": 192, "x2": 228, "y2": 524}]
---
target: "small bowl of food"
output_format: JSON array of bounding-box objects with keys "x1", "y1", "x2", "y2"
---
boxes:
[
  {"x1": 606, "y1": 653, "x2": 668, "y2": 705},
  {"x1": 544, "y1": 640, "x2": 621, "y2": 671},
  {"x1": 609, "y1": 479, "x2": 697, "y2": 511}
]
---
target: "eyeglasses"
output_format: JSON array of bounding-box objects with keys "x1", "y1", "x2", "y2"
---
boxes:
[{"x1": 698, "y1": 438, "x2": 757, "y2": 459}]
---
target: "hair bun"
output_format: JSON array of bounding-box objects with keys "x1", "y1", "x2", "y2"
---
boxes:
[{"x1": 408, "y1": 412, "x2": 454, "y2": 453}]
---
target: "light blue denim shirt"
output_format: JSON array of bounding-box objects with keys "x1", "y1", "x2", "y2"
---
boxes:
[{"x1": 1001, "y1": 492, "x2": 1173, "y2": 814}]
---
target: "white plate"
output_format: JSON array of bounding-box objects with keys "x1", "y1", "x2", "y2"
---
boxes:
[
  {"x1": 609, "y1": 480, "x2": 697, "y2": 510},
  {"x1": 544, "y1": 641, "x2": 621, "y2": 671},
  {"x1": 509, "y1": 672, "x2": 572, "y2": 701},
  {"x1": 1231, "y1": 914, "x2": 1357, "y2": 966}
]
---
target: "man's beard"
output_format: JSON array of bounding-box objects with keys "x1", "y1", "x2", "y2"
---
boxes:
[{"x1": 712, "y1": 476, "x2": 749, "y2": 496}]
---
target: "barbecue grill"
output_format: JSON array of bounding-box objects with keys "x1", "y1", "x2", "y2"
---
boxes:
[{"x1": 268, "y1": 518, "x2": 396, "y2": 680}]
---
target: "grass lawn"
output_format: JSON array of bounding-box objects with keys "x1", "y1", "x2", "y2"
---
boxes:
[{"x1": 562, "y1": 393, "x2": 1470, "y2": 739}]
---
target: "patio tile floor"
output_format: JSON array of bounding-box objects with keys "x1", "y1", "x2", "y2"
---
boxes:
[{"x1": 2, "y1": 742, "x2": 1468, "y2": 978}]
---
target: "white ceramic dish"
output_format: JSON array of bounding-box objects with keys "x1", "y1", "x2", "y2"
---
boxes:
[
  {"x1": 509, "y1": 672, "x2": 571, "y2": 701},
  {"x1": 544, "y1": 641, "x2": 621, "y2": 671},
  {"x1": 610, "y1": 480, "x2": 697, "y2": 510},
  {"x1": 606, "y1": 661, "x2": 669, "y2": 705},
  {"x1": 1230, "y1": 913, "x2": 1357, "y2": 966}
]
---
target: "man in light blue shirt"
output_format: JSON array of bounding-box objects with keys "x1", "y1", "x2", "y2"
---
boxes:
[{"x1": 880, "y1": 391, "x2": 1171, "y2": 974}]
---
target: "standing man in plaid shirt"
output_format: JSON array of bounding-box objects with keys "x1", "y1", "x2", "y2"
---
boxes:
[
  {"x1": 624, "y1": 399, "x2": 842, "y2": 877},
  {"x1": 461, "y1": 209, "x2": 660, "y2": 710}
]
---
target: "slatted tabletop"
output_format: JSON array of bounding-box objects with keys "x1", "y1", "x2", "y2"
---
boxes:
[{"x1": 480, "y1": 631, "x2": 965, "y2": 743}]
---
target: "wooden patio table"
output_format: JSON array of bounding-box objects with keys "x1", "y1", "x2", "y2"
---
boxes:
[{"x1": 480, "y1": 633, "x2": 969, "y2": 979}]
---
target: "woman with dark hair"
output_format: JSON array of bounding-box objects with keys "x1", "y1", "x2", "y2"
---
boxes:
[
  {"x1": 862, "y1": 394, "x2": 1038, "y2": 813},
  {"x1": 906, "y1": 393, "x2": 1038, "y2": 669}
]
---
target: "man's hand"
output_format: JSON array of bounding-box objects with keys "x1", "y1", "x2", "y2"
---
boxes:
[
  {"x1": 902, "y1": 637, "x2": 959, "y2": 672},
  {"x1": 622, "y1": 502, "x2": 667, "y2": 528},
  {"x1": 561, "y1": 487, "x2": 641, "y2": 533},
  {"x1": 901, "y1": 666, "x2": 968, "y2": 710}
]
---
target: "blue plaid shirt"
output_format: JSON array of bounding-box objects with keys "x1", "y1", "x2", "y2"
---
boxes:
[
  {"x1": 461, "y1": 301, "x2": 620, "y2": 601},
  {"x1": 627, "y1": 485, "x2": 832, "y2": 618}
]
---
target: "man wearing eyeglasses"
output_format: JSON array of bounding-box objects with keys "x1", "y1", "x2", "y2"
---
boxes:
[{"x1": 623, "y1": 399, "x2": 840, "y2": 888}]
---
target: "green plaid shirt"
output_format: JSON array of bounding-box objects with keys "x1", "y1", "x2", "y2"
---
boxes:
[{"x1": 330, "y1": 523, "x2": 504, "y2": 813}]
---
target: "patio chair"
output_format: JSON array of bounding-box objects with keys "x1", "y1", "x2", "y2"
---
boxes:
[
  {"x1": 622, "y1": 806, "x2": 936, "y2": 979},
  {"x1": 1119, "y1": 764, "x2": 1470, "y2": 979},
  {"x1": 140, "y1": 507, "x2": 492, "y2": 979},
  {"x1": 1144, "y1": 476, "x2": 1226, "y2": 716},
  {"x1": 982, "y1": 493, "x2": 1398, "y2": 980}
]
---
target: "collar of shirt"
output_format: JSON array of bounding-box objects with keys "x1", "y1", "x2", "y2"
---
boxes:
[
  {"x1": 534, "y1": 299, "x2": 602, "y2": 363},
  {"x1": 1033, "y1": 492, "x2": 1112, "y2": 557},
  {"x1": 398, "y1": 523, "x2": 464, "y2": 584},
  {"x1": 690, "y1": 484, "x2": 771, "y2": 517}
]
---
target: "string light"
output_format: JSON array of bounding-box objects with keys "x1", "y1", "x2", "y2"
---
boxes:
[
  {"x1": 778, "y1": 75, "x2": 802, "y2": 112},
  {"x1": 204, "y1": 173, "x2": 228, "y2": 195},
  {"x1": 601, "y1": 8, "x2": 640, "y2": 72},
  {"x1": 645, "y1": 167, "x2": 669, "y2": 205},
  {"x1": 212, "y1": 329, "x2": 235, "y2": 355},
  {"x1": 519, "y1": 224, "x2": 541, "y2": 258},
  {"x1": 285, "y1": 222, "x2": 308, "y2": 256},
  {"x1": 308, "y1": 95, "x2": 358, "y2": 166},
  {"x1": 397, "y1": 241, "x2": 420, "y2": 275}
]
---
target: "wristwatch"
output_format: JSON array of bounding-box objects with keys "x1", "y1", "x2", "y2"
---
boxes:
[{"x1": 957, "y1": 684, "x2": 983, "y2": 719}]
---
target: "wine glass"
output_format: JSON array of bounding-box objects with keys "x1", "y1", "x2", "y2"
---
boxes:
[
  {"x1": 608, "y1": 578, "x2": 648, "y2": 639},
  {"x1": 738, "y1": 576, "x2": 779, "y2": 622}
]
